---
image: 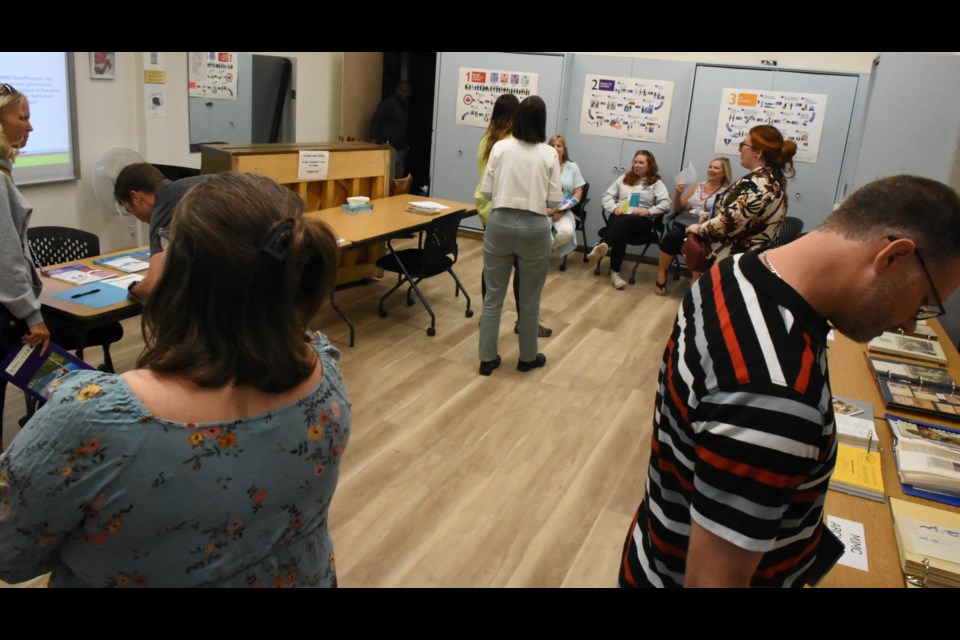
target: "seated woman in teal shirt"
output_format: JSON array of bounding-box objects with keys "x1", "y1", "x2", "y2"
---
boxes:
[{"x1": 0, "y1": 173, "x2": 351, "y2": 588}]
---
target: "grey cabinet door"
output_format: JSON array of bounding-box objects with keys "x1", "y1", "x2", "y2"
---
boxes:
[
  {"x1": 681, "y1": 65, "x2": 773, "y2": 193},
  {"x1": 561, "y1": 55, "x2": 695, "y2": 246},
  {"x1": 772, "y1": 71, "x2": 858, "y2": 229},
  {"x1": 430, "y1": 52, "x2": 565, "y2": 232},
  {"x1": 561, "y1": 54, "x2": 634, "y2": 245},
  {"x1": 683, "y1": 65, "x2": 858, "y2": 230}
]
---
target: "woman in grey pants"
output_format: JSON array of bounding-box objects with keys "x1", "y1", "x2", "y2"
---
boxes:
[{"x1": 478, "y1": 96, "x2": 563, "y2": 375}]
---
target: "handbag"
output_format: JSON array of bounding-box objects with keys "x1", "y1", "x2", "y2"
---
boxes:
[{"x1": 681, "y1": 233, "x2": 716, "y2": 272}]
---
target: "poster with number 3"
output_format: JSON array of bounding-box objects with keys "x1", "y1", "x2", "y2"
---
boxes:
[{"x1": 714, "y1": 88, "x2": 828, "y2": 163}]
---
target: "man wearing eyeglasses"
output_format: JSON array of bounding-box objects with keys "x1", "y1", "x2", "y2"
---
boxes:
[
  {"x1": 113, "y1": 164, "x2": 207, "y2": 300},
  {"x1": 619, "y1": 175, "x2": 960, "y2": 588}
]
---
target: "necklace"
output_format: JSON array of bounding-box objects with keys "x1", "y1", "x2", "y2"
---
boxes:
[{"x1": 761, "y1": 251, "x2": 781, "y2": 279}]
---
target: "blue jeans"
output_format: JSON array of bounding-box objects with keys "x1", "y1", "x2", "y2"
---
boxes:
[{"x1": 479, "y1": 208, "x2": 551, "y2": 362}]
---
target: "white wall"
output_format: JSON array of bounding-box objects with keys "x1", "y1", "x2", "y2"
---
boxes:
[
  {"x1": 581, "y1": 52, "x2": 878, "y2": 73},
  {"x1": 19, "y1": 52, "x2": 344, "y2": 253}
]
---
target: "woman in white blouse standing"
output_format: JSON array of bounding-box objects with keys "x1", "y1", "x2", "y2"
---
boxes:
[{"x1": 478, "y1": 96, "x2": 562, "y2": 376}]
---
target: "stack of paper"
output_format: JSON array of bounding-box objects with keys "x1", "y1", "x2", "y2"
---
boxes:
[
  {"x1": 42, "y1": 264, "x2": 115, "y2": 285},
  {"x1": 406, "y1": 201, "x2": 449, "y2": 216},
  {"x1": 94, "y1": 249, "x2": 151, "y2": 273}
]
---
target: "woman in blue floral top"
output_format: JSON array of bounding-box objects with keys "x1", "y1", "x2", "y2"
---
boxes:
[{"x1": 0, "y1": 172, "x2": 350, "y2": 588}]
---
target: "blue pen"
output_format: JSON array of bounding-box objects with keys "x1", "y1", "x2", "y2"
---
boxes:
[{"x1": 71, "y1": 288, "x2": 100, "y2": 299}]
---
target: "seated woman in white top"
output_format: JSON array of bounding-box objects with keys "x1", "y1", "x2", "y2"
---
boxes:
[
  {"x1": 587, "y1": 150, "x2": 671, "y2": 289},
  {"x1": 547, "y1": 135, "x2": 585, "y2": 256}
]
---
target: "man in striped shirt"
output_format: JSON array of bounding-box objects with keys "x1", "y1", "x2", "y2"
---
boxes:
[{"x1": 620, "y1": 175, "x2": 960, "y2": 587}]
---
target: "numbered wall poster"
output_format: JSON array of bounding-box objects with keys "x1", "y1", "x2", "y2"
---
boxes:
[
  {"x1": 456, "y1": 67, "x2": 538, "y2": 128},
  {"x1": 579, "y1": 74, "x2": 674, "y2": 144},
  {"x1": 714, "y1": 88, "x2": 828, "y2": 163},
  {"x1": 188, "y1": 52, "x2": 238, "y2": 100}
]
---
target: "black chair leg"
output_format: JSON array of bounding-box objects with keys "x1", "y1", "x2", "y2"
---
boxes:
[
  {"x1": 447, "y1": 269, "x2": 474, "y2": 318},
  {"x1": 405, "y1": 278, "x2": 425, "y2": 306},
  {"x1": 100, "y1": 345, "x2": 115, "y2": 373},
  {"x1": 405, "y1": 280, "x2": 436, "y2": 336},
  {"x1": 559, "y1": 254, "x2": 567, "y2": 271},
  {"x1": 378, "y1": 276, "x2": 410, "y2": 317},
  {"x1": 19, "y1": 393, "x2": 38, "y2": 427}
]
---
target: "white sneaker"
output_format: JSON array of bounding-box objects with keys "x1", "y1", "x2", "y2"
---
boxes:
[
  {"x1": 610, "y1": 270, "x2": 626, "y2": 289},
  {"x1": 587, "y1": 242, "x2": 608, "y2": 265},
  {"x1": 552, "y1": 232, "x2": 573, "y2": 252}
]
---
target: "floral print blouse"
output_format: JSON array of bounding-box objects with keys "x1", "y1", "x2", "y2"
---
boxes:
[
  {"x1": 698, "y1": 165, "x2": 787, "y2": 261},
  {"x1": 0, "y1": 332, "x2": 350, "y2": 588}
]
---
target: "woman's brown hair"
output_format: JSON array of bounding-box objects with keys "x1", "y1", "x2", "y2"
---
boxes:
[
  {"x1": 137, "y1": 172, "x2": 340, "y2": 393},
  {"x1": 482, "y1": 93, "x2": 520, "y2": 163},
  {"x1": 749, "y1": 125, "x2": 797, "y2": 179},
  {"x1": 623, "y1": 149, "x2": 661, "y2": 187}
]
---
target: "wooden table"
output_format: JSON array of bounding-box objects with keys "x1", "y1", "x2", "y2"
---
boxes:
[
  {"x1": 819, "y1": 320, "x2": 960, "y2": 587},
  {"x1": 38, "y1": 248, "x2": 147, "y2": 346},
  {"x1": 306, "y1": 194, "x2": 475, "y2": 346}
]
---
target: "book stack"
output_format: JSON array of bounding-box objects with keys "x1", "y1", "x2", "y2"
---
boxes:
[
  {"x1": 889, "y1": 497, "x2": 960, "y2": 588},
  {"x1": 829, "y1": 396, "x2": 885, "y2": 502},
  {"x1": 887, "y1": 415, "x2": 960, "y2": 506}
]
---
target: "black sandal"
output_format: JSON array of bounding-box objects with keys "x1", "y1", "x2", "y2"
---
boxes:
[{"x1": 654, "y1": 281, "x2": 667, "y2": 296}]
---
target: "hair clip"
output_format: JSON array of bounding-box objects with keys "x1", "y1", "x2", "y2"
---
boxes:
[{"x1": 260, "y1": 219, "x2": 295, "y2": 262}]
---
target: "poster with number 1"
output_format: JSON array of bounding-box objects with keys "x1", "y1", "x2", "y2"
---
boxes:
[{"x1": 456, "y1": 67, "x2": 538, "y2": 129}]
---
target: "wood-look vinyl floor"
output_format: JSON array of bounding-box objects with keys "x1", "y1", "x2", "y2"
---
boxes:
[{"x1": 1, "y1": 236, "x2": 690, "y2": 587}]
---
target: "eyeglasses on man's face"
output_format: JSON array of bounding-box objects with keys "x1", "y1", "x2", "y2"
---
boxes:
[{"x1": 888, "y1": 235, "x2": 946, "y2": 320}]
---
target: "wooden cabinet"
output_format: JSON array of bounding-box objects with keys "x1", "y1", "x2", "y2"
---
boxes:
[
  {"x1": 200, "y1": 141, "x2": 392, "y2": 211},
  {"x1": 200, "y1": 142, "x2": 393, "y2": 284}
]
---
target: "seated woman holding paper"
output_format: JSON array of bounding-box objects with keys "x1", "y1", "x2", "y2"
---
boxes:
[
  {"x1": 587, "y1": 150, "x2": 671, "y2": 289},
  {"x1": 653, "y1": 157, "x2": 732, "y2": 294},
  {"x1": 0, "y1": 172, "x2": 352, "y2": 588}
]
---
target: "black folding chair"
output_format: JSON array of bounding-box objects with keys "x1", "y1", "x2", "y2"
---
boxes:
[
  {"x1": 376, "y1": 213, "x2": 472, "y2": 336},
  {"x1": 559, "y1": 181, "x2": 591, "y2": 271}
]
